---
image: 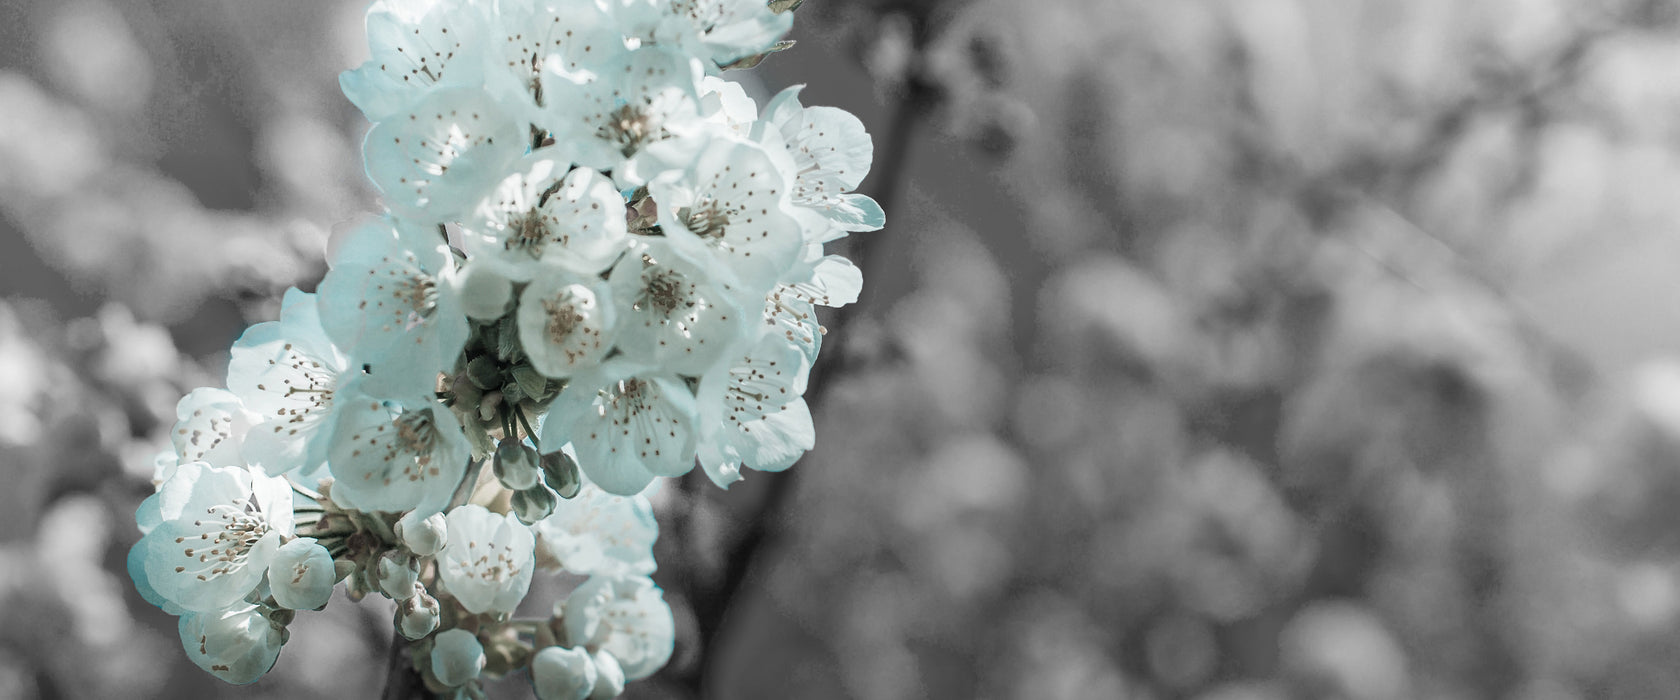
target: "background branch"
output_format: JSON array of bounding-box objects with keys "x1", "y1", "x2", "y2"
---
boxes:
[{"x1": 676, "y1": 19, "x2": 942, "y2": 696}]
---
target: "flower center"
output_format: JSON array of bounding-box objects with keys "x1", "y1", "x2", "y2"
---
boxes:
[
  {"x1": 544, "y1": 297, "x2": 581, "y2": 346},
  {"x1": 634, "y1": 267, "x2": 687, "y2": 317},
  {"x1": 399, "y1": 275, "x2": 439, "y2": 330},
  {"x1": 395, "y1": 409, "x2": 439, "y2": 465},
  {"x1": 599, "y1": 104, "x2": 656, "y2": 156},
  {"x1": 679, "y1": 199, "x2": 731, "y2": 240},
  {"x1": 175, "y1": 497, "x2": 271, "y2": 581},
  {"x1": 507, "y1": 207, "x2": 552, "y2": 257},
  {"x1": 260, "y1": 343, "x2": 337, "y2": 437}
]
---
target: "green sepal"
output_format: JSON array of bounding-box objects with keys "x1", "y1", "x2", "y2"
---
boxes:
[
  {"x1": 501, "y1": 380, "x2": 527, "y2": 406},
  {"x1": 720, "y1": 40, "x2": 795, "y2": 71}
]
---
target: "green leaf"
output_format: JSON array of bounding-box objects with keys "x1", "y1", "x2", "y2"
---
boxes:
[
  {"x1": 466, "y1": 355, "x2": 502, "y2": 391},
  {"x1": 768, "y1": 0, "x2": 802, "y2": 13},
  {"x1": 511, "y1": 365, "x2": 547, "y2": 400},
  {"x1": 497, "y1": 314, "x2": 524, "y2": 362}
]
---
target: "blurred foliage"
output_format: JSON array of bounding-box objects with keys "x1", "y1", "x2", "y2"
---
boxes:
[{"x1": 7, "y1": 0, "x2": 1680, "y2": 699}]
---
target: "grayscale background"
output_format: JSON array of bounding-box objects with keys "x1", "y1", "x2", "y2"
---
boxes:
[{"x1": 4, "y1": 0, "x2": 1680, "y2": 698}]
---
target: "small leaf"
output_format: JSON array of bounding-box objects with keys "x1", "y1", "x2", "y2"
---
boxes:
[
  {"x1": 768, "y1": 0, "x2": 803, "y2": 14},
  {"x1": 720, "y1": 40, "x2": 796, "y2": 71},
  {"x1": 511, "y1": 364, "x2": 548, "y2": 400},
  {"x1": 467, "y1": 355, "x2": 502, "y2": 391},
  {"x1": 498, "y1": 314, "x2": 524, "y2": 362}
]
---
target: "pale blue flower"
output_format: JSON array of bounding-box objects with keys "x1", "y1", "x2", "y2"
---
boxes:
[
  {"x1": 533, "y1": 466, "x2": 658, "y2": 576},
  {"x1": 316, "y1": 218, "x2": 469, "y2": 399},
  {"x1": 518, "y1": 272, "x2": 617, "y2": 379},
  {"x1": 363, "y1": 86, "x2": 523, "y2": 223},
  {"x1": 430, "y1": 628, "x2": 486, "y2": 687},
  {"x1": 482, "y1": 0, "x2": 622, "y2": 122},
  {"x1": 762, "y1": 251, "x2": 862, "y2": 362},
  {"x1": 340, "y1": 0, "x2": 490, "y2": 122},
  {"x1": 760, "y1": 85, "x2": 884, "y2": 239},
  {"x1": 561, "y1": 575, "x2": 674, "y2": 681},
  {"x1": 531, "y1": 645, "x2": 596, "y2": 700},
  {"x1": 139, "y1": 463, "x2": 296, "y2": 613},
  {"x1": 226, "y1": 288, "x2": 349, "y2": 478},
  {"x1": 324, "y1": 379, "x2": 472, "y2": 517},
  {"x1": 539, "y1": 46, "x2": 703, "y2": 175},
  {"x1": 269, "y1": 537, "x2": 336, "y2": 611},
  {"x1": 610, "y1": 0, "x2": 792, "y2": 67},
  {"x1": 179, "y1": 602, "x2": 287, "y2": 685},
  {"x1": 541, "y1": 360, "x2": 699, "y2": 495},
  {"x1": 170, "y1": 388, "x2": 257, "y2": 467},
  {"x1": 645, "y1": 132, "x2": 804, "y2": 291},
  {"x1": 695, "y1": 331, "x2": 812, "y2": 488},
  {"x1": 436, "y1": 504, "x2": 536, "y2": 614},
  {"x1": 606, "y1": 240, "x2": 748, "y2": 375},
  {"x1": 463, "y1": 160, "x2": 630, "y2": 280}
]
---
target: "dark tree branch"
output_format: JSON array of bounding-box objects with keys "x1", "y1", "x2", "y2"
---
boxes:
[
  {"x1": 381, "y1": 630, "x2": 428, "y2": 700},
  {"x1": 678, "y1": 34, "x2": 941, "y2": 699}
]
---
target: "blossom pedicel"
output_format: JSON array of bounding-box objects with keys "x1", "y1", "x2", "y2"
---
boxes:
[{"x1": 127, "y1": 0, "x2": 881, "y2": 695}]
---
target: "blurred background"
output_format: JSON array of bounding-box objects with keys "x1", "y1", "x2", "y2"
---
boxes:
[{"x1": 6, "y1": 0, "x2": 1680, "y2": 698}]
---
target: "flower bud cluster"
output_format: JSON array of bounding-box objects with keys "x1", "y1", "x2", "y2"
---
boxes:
[{"x1": 127, "y1": 0, "x2": 881, "y2": 694}]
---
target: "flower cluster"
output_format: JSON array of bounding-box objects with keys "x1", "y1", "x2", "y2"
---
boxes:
[{"x1": 127, "y1": 0, "x2": 880, "y2": 696}]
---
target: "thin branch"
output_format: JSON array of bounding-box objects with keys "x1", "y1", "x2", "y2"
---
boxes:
[
  {"x1": 380, "y1": 629, "x2": 427, "y2": 700},
  {"x1": 679, "y1": 53, "x2": 939, "y2": 698}
]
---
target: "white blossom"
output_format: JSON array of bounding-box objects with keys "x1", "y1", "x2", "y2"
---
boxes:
[
  {"x1": 178, "y1": 602, "x2": 287, "y2": 685},
  {"x1": 531, "y1": 645, "x2": 597, "y2": 700},
  {"x1": 561, "y1": 575, "x2": 674, "y2": 681},
  {"x1": 138, "y1": 463, "x2": 295, "y2": 613},
  {"x1": 436, "y1": 504, "x2": 536, "y2": 614}
]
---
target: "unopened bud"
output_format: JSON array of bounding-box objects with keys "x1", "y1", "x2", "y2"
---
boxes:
[
  {"x1": 344, "y1": 561, "x2": 370, "y2": 602},
  {"x1": 512, "y1": 483, "x2": 558, "y2": 525},
  {"x1": 457, "y1": 263, "x2": 514, "y2": 321},
  {"x1": 532, "y1": 645, "x2": 597, "y2": 700},
  {"x1": 541, "y1": 450, "x2": 582, "y2": 499},
  {"x1": 376, "y1": 551, "x2": 420, "y2": 600},
  {"x1": 495, "y1": 439, "x2": 542, "y2": 490},
  {"x1": 396, "y1": 510, "x2": 448, "y2": 556},
  {"x1": 396, "y1": 583, "x2": 441, "y2": 640},
  {"x1": 430, "y1": 628, "x2": 486, "y2": 687}
]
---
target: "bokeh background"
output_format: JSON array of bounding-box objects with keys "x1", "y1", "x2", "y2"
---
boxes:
[{"x1": 6, "y1": 0, "x2": 1680, "y2": 698}]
